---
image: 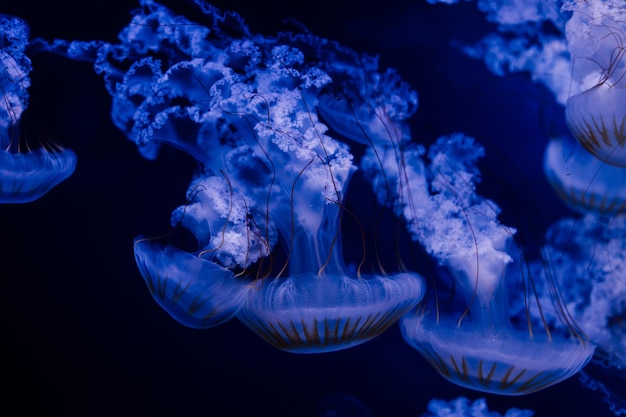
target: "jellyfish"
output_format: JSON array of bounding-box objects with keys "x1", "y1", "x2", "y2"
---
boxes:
[
  {"x1": 556, "y1": 214, "x2": 626, "y2": 370},
  {"x1": 0, "y1": 15, "x2": 76, "y2": 204},
  {"x1": 543, "y1": 135, "x2": 626, "y2": 214},
  {"x1": 134, "y1": 238, "x2": 246, "y2": 329},
  {"x1": 452, "y1": 0, "x2": 626, "y2": 165},
  {"x1": 55, "y1": 0, "x2": 425, "y2": 352},
  {"x1": 361, "y1": 133, "x2": 594, "y2": 394},
  {"x1": 506, "y1": 211, "x2": 625, "y2": 414}
]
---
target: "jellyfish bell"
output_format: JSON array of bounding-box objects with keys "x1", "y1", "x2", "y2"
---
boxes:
[
  {"x1": 0, "y1": 147, "x2": 77, "y2": 204},
  {"x1": 238, "y1": 271, "x2": 425, "y2": 353},
  {"x1": 0, "y1": 14, "x2": 77, "y2": 204},
  {"x1": 543, "y1": 135, "x2": 626, "y2": 214},
  {"x1": 536, "y1": 213, "x2": 626, "y2": 372},
  {"x1": 316, "y1": 66, "x2": 418, "y2": 147},
  {"x1": 563, "y1": 0, "x2": 626, "y2": 167},
  {"x1": 134, "y1": 238, "x2": 246, "y2": 329},
  {"x1": 565, "y1": 84, "x2": 626, "y2": 168},
  {"x1": 401, "y1": 258, "x2": 595, "y2": 395}
]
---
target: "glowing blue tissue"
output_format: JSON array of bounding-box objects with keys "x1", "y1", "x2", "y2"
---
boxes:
[
  {"x1": 422, "y1": 396, "x2": 533, "y2": 417},
  {"x1": 0, "y1": 15, "x2": 76, "y2": 203},
  {"x1": 61, "y1": 0, "x2": 425, "y2": 353},
  {"x1": 362, "y1": 133, "x2": 595, "y2": 394}
]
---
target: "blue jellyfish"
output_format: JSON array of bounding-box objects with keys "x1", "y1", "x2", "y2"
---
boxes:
[
  {"x1": 134, "y1": 238, "x2": 245, "y2": 329},
  {"x1": 362, "y1": 133, "x2": 594, "y2": 394},
  {"x1": 563, "y1": 1, "x2": 626, "y2": 167},
  {"x1": 0, "y1": 15, "x2": 76, "y2": 204},
  {"x1": 514, "y1": 213, "x2": 626, "y2": 373},
  {"x1": 543, "y1": 136, "x2": 626, "y2": 214},
  {"x1": 59, "y1": 0, "x2": 425, "y2": 352}
]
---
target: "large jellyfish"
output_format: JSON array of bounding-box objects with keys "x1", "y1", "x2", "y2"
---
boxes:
[
  {"x1": 507, "y1": 210, "x2": 626, "y2": 415},
  {"x1": 53, "y1": 0, "x2": 425, "y2": 352},
  {"x1": 0, "y1": 15, "x2": 76, "y2": 204},
  {"x1": 520, "y1": 213, "x2": 625, "y2": 371},
  {"x1": 562, "y1": 0, "x2": 626, "y2": 168},
  {"x1": 361, "y1": 133, "x2": 595, "y2": 394}
]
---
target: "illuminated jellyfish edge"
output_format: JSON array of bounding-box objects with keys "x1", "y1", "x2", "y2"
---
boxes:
[
  {"x1": 133, "y1": 238, "x2": 246, "y2": 329},
  {"x1": 237, "y1": 272, "x2": 425, "y2": 354},
  {"x1": 400, "y1": 313, "x2": 595, "y2": 396},
  {"x1": 543, "y1": 136, "x2": 626, "y2": 214},
  {"x1": 0, "y1": 148, "x2": 77, "y2": 204},
  {"x1": 565, "y1": 85, "x2": 626, "y2": 168}
]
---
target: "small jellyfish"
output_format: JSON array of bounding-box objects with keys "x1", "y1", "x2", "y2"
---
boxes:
[
  {"x1": 133, "y1": 172, "x2": 269, "y2": 329},
  {"x1": 0, "y1": 147, "x2": 77, "y2": 204},
  {"x1": 316, "y1": 60, "x2": 417, "y2": 147},
  {"x1": 134, "y1": 238, "x2": 246, "y2": 329},
  {"x1": 0, "y1": 15, "x2": 76, "y2": 204},
  {"x1": 543, "y1": 136, "x2": 626, "y2": 214},
  {"x1": 363, "y1": 134, "x2": 595, "y2": 394},
  {"x1": 565, "y1": 84, "x2": 626, "y2": 168},
  {"x1": 563, "y1": 1, "x2": 626, "y2": 167},
  {"x1": 239, "y1": 271, "x2": 424, "y2": 353},
  {"x1": 421, "y1": 396, "x2": 534, "y2": 417}
]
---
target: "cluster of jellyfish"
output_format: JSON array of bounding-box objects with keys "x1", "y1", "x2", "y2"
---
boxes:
[{"x1": 1, "y1": 0, "x2": 624, "y2": 415}]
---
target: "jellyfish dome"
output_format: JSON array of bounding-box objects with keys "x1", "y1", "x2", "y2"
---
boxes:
[
  {"x1": 543, "y1": 136, "x2": 626, "y2": 214},
  {"x1": 563, "y1": 0, "x2": 626, "y2": 167},
  {"x1": 0, "y1": 15, "x2": 76, "y2": 204},
  {"x1": 239, "y1": 271, "x2": 423, "y2": 353},
  {"x1": 361, "y1": 133, "x2": 595, "y2": 394},
  {"x1": 60, "y1": 0, "x2": 426, "y2": 352},
  {"x1": 134, "y1": 238, "x2": 245, "y2": 329},
  {"x1": 565, "y1": 84, "x2": 626, "y2": 168}
]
